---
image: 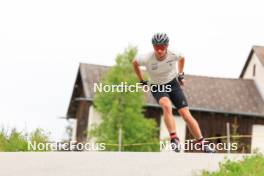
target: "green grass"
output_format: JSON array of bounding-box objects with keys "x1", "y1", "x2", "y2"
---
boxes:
[
  {"x1": 0, "y1": 127, "x2": 51, "y2": 152},
  {"x1": 200, "y1": 153, "x2": 264, "y2": 176}
]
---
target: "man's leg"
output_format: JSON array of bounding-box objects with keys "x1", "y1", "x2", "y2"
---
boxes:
[
  {"x1": 159, "y1": 96, "x2": 180, "y2": 152},
  {"x1": 177, "y1": 107, "x2": 203, "y2": 140},
  {"x1": 168, "y1": 88, "x2": 215, "y2": 153},
  {"x1": 159, "y1": 97, "x2": 176, "y2": 134},
  {"x1": 178, "y1": 107, "x2": 215, "y2": 153}
]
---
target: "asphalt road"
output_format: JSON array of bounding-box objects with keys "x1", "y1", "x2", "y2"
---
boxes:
[{"x1": 0, "y1": 152, "x2": 247, "y2": 176}]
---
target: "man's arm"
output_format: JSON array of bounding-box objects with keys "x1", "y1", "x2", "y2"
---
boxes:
[
  {"x1": 132, "y1": 60, "x2": 144, "y2": 81},
  {"x1": 177, "y1": 56, "x2": 185, "y2": 86},
  {"x1": 178, "y1": 56, "x2": 185, "y2": 73}
]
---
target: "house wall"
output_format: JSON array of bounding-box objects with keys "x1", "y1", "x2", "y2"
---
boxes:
[
  {"x1": 75, "y1": 101, "x2": 91, "y2": 142},
  {"x1": 243, "y1": 53, "x2": 264, "y2": 99},
  {"x1": 87, "y1": 105, "x2": 102, "y2": 143},
  {"x1": 251, "y1": 124, "x2": 264, "y2": 153},
  {"x1": 160, "y1": 115, "x2": 186, "y2": 152},
  {"x1": 74, "y1": 102, "x2": 264, "y2": 153},
  {"x1": 71, "y1": 119, "x2": 77, "y2": 141},
  {"x1": 186, "y1": 111, "x2": 264, "y2": 153},
  {"x1": 74, "y1": 101, "x2": 264, "y2": 153},
  {"x1": 159, "y1": 115, "x2": 186, "y2": 142}
]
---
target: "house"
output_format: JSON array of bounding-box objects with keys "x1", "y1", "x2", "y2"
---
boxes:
[
  {"x1": 66, "y1": 46, "x2": 264, "y2": 153},
  {"x1": 240, "y1": 46, "x2": 264, "y2": 152}
]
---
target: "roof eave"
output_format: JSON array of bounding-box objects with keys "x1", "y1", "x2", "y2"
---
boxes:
[
  {"x1": 72, "y1": 97, "x2": 264, "y2": 118},
  {"x1": 144, "y1": 103, "x2": 264, "y2": 117},
  {"x1": 239, "y1": 48, "x2": 254, "y2": 78}
]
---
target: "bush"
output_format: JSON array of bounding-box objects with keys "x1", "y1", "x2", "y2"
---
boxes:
[
  {"x1": 0, "y1": 127, "x2": 51, "y2": 152},
  {"x1": 200, "y1": 153, "x2": 264, "y2": 176}
]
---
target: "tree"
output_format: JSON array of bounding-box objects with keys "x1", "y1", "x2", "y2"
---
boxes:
[{"x1": 90, "y1": 46, "x2": 159, "y2": 151}]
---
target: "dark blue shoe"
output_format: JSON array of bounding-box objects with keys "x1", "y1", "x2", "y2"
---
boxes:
[
  {"x1": 198, "y1": 140, "x2": 216, "y2": 153},
  {"x1": 170, "y1": 138, "x2": 181, "y2": 152}
]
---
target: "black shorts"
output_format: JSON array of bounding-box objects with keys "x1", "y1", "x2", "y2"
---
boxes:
[{"x1": 150, "y1": 78, "x2": 188, "y2": 110}]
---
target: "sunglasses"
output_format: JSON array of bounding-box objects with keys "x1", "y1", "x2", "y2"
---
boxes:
[{"x1": 153, "y1": 45, "x2": 168, "y2": 51}]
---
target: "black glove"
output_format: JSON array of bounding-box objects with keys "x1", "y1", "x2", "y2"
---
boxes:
[
  {"x1": 139, "y1": 80, "x2": 148, "y2": 86},
  {"x1": 177, "y1": 72, "x2": 184, "y2": 83}
]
